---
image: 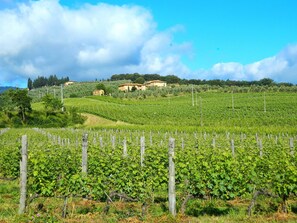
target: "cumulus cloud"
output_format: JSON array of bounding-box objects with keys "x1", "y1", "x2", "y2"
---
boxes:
[
  {"x1": 196, "y1": 44, "x2": 297, "y2": 83},
  {"x1": 1, "y1": 0, "x2": 296, "y2": 87},
  {"x1": 0, "y1": 0, "x2": 191, "y2": 86}
]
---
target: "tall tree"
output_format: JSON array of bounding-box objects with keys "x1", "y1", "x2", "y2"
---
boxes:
[
  {"x1": 0, "y1": 91, "x2": 14, "y2": 118},
  {"x1": 96, "y1": 83, "x2": 106, "y2": 92},
  {"x1": 42, "y1": 94, "x2": 62, "y2": 115},
  {"x1": 27, "y1": 78, "x2": 33, "y2": 90},
  {"x1": 8, "y1": 89, "x2": 32, "y2": 122},
  {"x1": 134, "y1": 77, "x2": 145, "y2": 84}
]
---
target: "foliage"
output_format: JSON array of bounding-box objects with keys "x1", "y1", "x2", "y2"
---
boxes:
[
  {"x1": 27, "y1": 78, "x2": 33, "y2": 90},
  {"x1": 1, "y1": 128, "x2": 297, "y2": 218},
  {"x1": 0, "y1": 90, "x2": 84, "y2": 128},
  {"x1": 95, "y1": 83, "x2": 106, "y2": 92},
  {"x1": 111, "y1": 73, "x2": 294, "y2": 87},
  {"x1": 32, "y1": 75, "x2": 69, "y2": 89},
  {"x1": 0, "y1": 91, "x2": 14, "y2": 114},
  {"x1": 134, "y1": 77, "x2": 145, "y2": 84},
  {"x1": 59, "y1": 91, "x2": 297, "y2": 133},
  {"x1": 28, "y1": 80, "x2": 126, "y2": 102},
  {"x1": 8, "y1": 89, "x2": 32, "y2": 122},
  {"x1": 42, "y1": 94, "x2": 63, "y2": 114}
]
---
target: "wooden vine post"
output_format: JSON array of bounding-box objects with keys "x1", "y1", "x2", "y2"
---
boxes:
[
  {"x1": 19, "y1": 135, "x2": 28, "y2": 214},
  {"x1": 232, "y1": 91, "x2": 234, "y2": 111},
  {"x1": 82, "y1": 133, "x2": 88, "y2": 175},
  {"x1": 168, "y1": 138, "x2": 176, "y2": 217},
  {"x1": 258, "y1": 139, "x2": 263, "y2": 157},
  {"x1": 140, "y1": 136, "x2": 145, "y2": 167},
  {"x1": 263, "y1": 92, "x2": 266, "y2": 113},
  {"x1": 123, "y1": 137, "x2": 127, "y2": 158},
  {"x1": 290, "y1": 138, "x2": 294, "y2": 155},
  {"x1": 231, "y1": 139, "x2": 235, "y2": 157}
]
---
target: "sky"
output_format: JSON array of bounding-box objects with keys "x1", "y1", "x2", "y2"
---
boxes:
[{"x1": 0, "y1": 0, "x2": 297, "y2": 87}]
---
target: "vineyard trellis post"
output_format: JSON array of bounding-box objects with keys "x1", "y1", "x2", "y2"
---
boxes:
[
  {"x1": 19, "y1": 135, "x2": 28, "y2": 214},
  {"x1": 263, "y1": 92, "x2": 266, "y2": 113},
  {"x1": 123, "y1": 137, "x2": 127, "y2": 157},
  {"x1": 61, "y1": 84, "x2": 64, "y2": 112},
  {"x1": 181, "y1": 137, "x2": 185, "y2": 150},
  {"x1": 82, "y1": 133, "x2": 88, "y2": 175},
  {"x1": 258, "y1": 139, "x2": 263, "y2": 157},
  {"x1": 111, "y1": 135, "x2": 116, "y2": 151},
  {"x1": 212, "y1": 138, "x2": 216, "y2": 149},
  {"x1": 200, "y1": 97, "x2": 203, "y2": 126},
  {"x1": 290, "y1": 138, "x2": 294, "y2": 155},
  {"x1": 140, "y1": 136, "x2": 145, "y2": 167},
  {"x1": 168, "y1": 137, "x2": 176, "y2": 217},
  {"x1": 99, "y1": 136, "x2": 103, "y2": 148},
  {"x1": 232, "y1": 91, "x2": 234, "y2": 111},
  {"x1": 231, "y1": 139, "x2": 235, "y2": 157},
  {"x1": 192, "y1": 85, "x2": 194, "y2": 106}
]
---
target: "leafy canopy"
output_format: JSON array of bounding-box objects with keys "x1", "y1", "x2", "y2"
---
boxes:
[{"x1": 42, "y1": 94, "x2": 63, "y2": 112}]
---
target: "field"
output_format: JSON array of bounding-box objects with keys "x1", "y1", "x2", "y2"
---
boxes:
[
  {"x1": 1, "y1": 88, "x2": 297, "y2": 222},
  {"x1": 33, "y1": 90, "x2": 297, "y2": 133}
]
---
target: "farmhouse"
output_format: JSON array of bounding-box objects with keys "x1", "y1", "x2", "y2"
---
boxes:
[
  {"x1": 93, "y1": 89, "x2": 105, "y2": 96},
  {"x1": 64, "y1": 81, "x2": 76, "y2": 86},
  {"x1": 118, "y1": 80, "x2": 167, "y2": 91},
  {"x1": 118, "y1": 83, "x2": 147, "y2": 92},
  {"x1": 145, "y1": 80, "x2": 167, "y2": 87}
]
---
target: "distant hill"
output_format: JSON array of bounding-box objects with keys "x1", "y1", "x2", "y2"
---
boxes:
[{"x1": 0, "y1": 86, "x2": 16, "y2": 93}]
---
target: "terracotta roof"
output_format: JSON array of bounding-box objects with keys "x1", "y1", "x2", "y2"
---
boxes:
[{"x1": 119, "y1": 83, "x2": 144, "y2": 87}]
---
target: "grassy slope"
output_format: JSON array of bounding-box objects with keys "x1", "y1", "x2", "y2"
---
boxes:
[
  {"x1": 33, "y1": 91, "x2": 297, "y2": 133},
  {"x1": 28, "y1": 80, "x2": 127, "y2": 102},
  {"x1": 81, "y1": 113, "x2": 132, "y2": 127}
]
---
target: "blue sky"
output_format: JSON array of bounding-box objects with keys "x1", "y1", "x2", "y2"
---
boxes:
[{"x1": 0, "y1": 0, "x2": 297, "y2": 87}]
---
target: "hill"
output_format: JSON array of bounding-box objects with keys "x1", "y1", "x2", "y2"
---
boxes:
[
  {"x1": 0, "y1": 86, "x2": 16, "y2": 93},
  {"x1": 32, "y1": 90, "x2": 297, "y2": 133},
  {"x1": 28, "y1": 80, "x2": 126, "y2": 102}
]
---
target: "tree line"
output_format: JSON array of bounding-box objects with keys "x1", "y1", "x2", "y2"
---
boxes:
[
  {"x1": 0, "y1": 88, "x2": 84, "y2": 127},
  {"x1": 27, "y1": 75, "x2": 70, "y2": 90},
  {"x1": 110, "y1": 73, "x2": 294, "y2": 87}
]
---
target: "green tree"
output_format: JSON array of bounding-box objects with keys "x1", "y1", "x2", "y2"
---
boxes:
[
  {"x1": 258, "y1": 78, "x2": 275, "y2": 86},
  {"x1": 0, "y1": 92, "x2": 14, "y2": 120},
  {"x1": 8, "y1": 89, "x2": 32, "y2": 122},
  {"x1": 96, "y1": 83, "x2": 106, "y2": 92},
  {"x1": 134, "y1": 77, "x2": 145, "y2": 84},
  {"x1": 42, "y1": 94, "x2": 63, "y2": 114},
  {"x1": 27, "y1": 78, "x2": 33, "y2": 90}
]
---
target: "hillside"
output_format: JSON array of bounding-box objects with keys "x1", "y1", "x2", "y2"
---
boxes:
[
  {"x1": 33, "y1": 91, "x2": 297, "y2": 133},
  {"x1": 28, "y1": 80, "x2": 127, "y2": 102},
  {"x1": 0, "y1": 86, "x2": 16, "y2": 93}
]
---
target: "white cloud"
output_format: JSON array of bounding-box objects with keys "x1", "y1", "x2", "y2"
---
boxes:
[
  {"x1": 0, "y1": 0, "x2": 191, "y2": 87},
  {"x1": 201, "y1": 44, "x2": 297, "y2": 83},
  {"x1": 1, "y1": 0, "x2": 296, "y2": 87},
  {"x1": 211, "y1": 62, "x2": 245, "y2": 79}
]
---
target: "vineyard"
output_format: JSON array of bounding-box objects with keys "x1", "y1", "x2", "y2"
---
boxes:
[
  {"x1": 32, "y1": 91, "x2": 297, "y2": 133},
  {"x1": 1, "y1": 88, "x2": 297, "y2": 222},
  {"x1": 1, "y1": 127, "x2": 297, "y2": 222}
]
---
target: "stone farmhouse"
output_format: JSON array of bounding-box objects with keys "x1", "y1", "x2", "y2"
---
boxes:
[
  {"x1": 118, "y1": 83, "x2": 147, "y2": 92},
  {"x1": 64, "y1": 81, "x2": 76, "y2": 86},
  {"x1": 93, "y1": 89, "x2": 105, "y2": 96},
  {"x1": 118, "y1": 80, "x2": 166, "y2": 92},
  {"x1": 145, "y1": 80, "x2": 167, "y2": 87}
]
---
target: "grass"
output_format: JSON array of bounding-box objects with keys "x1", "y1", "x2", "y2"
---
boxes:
[
  {"x1": 80, "y1": 113, "x2": 132, "y2": 128},
  {"x1": 1, "y1": 180, "x2": 297, "y2": 223},
  {"x1": 31, "y1": 91, "x2": 297, "y2": 133},
  {"x1": 4, "y1": 88, "x2": 297, "y2": 222}
]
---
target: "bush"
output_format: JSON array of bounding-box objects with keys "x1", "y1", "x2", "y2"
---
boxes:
[{"x1": 69, "y1": 93, "x2": 79, "y2": 98}]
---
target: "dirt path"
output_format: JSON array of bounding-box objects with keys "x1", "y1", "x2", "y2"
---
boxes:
[{"x1": 81, "y1": 113, "x2": 131, "y2": 127}]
